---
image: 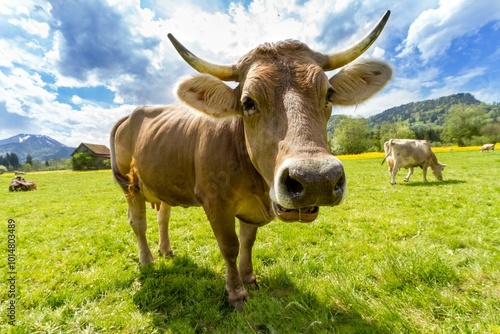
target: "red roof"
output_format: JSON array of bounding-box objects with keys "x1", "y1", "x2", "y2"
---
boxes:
[{"x1": 72, "y1": 143, "x2": 110, "y2": 158}]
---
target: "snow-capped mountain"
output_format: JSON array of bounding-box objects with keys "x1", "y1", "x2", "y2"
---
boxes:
[{"x1": 0, "y1": 134, "x2": 76, "y2": 163}]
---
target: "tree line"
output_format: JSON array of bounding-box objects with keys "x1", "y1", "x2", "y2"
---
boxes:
[
  {"x1": 329, "y1": 103, "x2": 500, "y2": 154},
  {"x1": 0, "y1": 153, "x2": 20, "y2": 170},
  {"x1": 0, "y1": 152, "x2": 72, "y2": 172},
  {"x1": 0, "y1": 151, "x2": 111, "y2": 172}
]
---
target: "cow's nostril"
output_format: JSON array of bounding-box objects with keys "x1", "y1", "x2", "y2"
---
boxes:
[
  {"x1": 334, "y1": 172, "x2": 346, "y2": 194},
  {"x1": 284, "y1": 173, "x2": 304, "y2": 199}
]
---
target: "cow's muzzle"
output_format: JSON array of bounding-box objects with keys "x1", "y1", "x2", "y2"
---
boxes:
[
  {"x1": 271, "y1": 157, "x2": 346, "y2": 222},
  {"x1": 273, "y1": 203, "x2": 320, "y2": 222}
]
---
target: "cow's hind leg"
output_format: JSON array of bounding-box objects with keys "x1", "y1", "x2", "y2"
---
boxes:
[
  {"x1": 404, "y1": 167, "x2": 414, "y2": 182},
  {"x1": 390, "y1": 164, "x2": 399, "y2": 185},
  {"x1": 157, "y1": 201, "x2": 174, "y2": 257},
  {"x1": 127, "y1": 195, "x2": 154, "y2": 265},
  {"x1": 239, "y1": 221, "x2": 259, "y2": 290}
]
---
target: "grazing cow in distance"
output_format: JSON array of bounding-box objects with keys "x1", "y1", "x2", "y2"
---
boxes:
[
  {"x1": 480, "y1": 144, "x2": 495, "y2": 152},
  {"x1": 382, "y1": 139, "x2": 446, "y2": 185},
  {"x1": 9, "y1": 176, "x2": 37, "y2": 191},
  {"x1": 111, "y1": 11, "x2": 392, "y2": 310}
]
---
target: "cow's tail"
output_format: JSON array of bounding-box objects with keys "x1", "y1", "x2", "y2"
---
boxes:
[
  {"x1": 110, "y1": 116, "x2": 138, "y2": 195},
  {"x1": 381, "y1": 155, "x2": 388, "y2": 165},
  {"x1": 381, "y1": 139, "x2": 394, "y2": 165}
]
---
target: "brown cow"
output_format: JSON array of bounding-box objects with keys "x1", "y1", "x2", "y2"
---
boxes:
[
  {"x1": 111, "y1": 11, "x2": 392, "y2": 309},
  {"x1": 480, "y1": 143, "x2": 495, "y2": 152},
  {"x1": 9, "y1": 176, "x2": 37, "y2": 191},
  {"x1": 382, "y1": 139, "x2": 446, "y2": 185}
]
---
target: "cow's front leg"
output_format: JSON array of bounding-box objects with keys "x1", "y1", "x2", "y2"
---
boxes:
[
  {"x1": 239, "y1": 221, "x2": 259, "y2": 290},
  {"x1": 127, "y1": 196, "x2": 154, "y2": 265},
  {"x1": 404, "y1": 167, "x2": 414, "y2": 182},
  {"x1": 157, "y1": 201, "x2": 174, "y2": 257},
  {"x1": 206, "y1": 211, "x2": 248, "y2": 310},
  {"x1": 422, "y1": 165, "x2": 429, "y2": 182}
]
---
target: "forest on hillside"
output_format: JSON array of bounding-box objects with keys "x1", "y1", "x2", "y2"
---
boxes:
[{"x1": 328, "y1": 93, "x2": 500, "y2": 154}]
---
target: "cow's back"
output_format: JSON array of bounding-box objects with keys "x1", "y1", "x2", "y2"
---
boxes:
[
  {"x1": 112, "y1": 105, "x2": 267, "y2": 211},
  {"x1": 388, "y1": 139, "x2": 434, "y2": 167}
]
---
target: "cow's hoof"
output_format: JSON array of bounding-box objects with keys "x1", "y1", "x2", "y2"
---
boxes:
[
  {"x1": 242, "y1": 275, "x2": 259, "y2": 290},
  {"x1": 139, "y1": 253, "x2": 154, "y2": 265},
  {"x1": 228, "y1": 288, "x2": 249, "y2": 311},
  {"x1": 158, "y1": 249, "x2": 174, "y2": 257},
  {"x1": 233, "y1": 300, "x2": 245, "y2": 312},
  {"x1": 247, "y1": 280, "x2": 259, "y2": 290}
]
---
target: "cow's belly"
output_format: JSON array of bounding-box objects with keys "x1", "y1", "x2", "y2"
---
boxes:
[
  {"x1": 137, "y1": 169, "x2": 199, "y2": 207},
  {"x1": 396, "y1": 156, "x2": 423, "y2": 168}
]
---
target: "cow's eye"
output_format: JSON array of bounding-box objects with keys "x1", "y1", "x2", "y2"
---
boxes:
[
  {"x1": 242, "y1": 97, "x2": 258, "y2": 116},
  {"x1": 326, "y1": 87, "x2": 335, "y2": 103}
]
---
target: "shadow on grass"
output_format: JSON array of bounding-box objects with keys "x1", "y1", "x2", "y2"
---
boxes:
[
  {"x1": 400, "y1": 179, "x2": 466, "y2": 187},
  {"x1": 133, "y1": 255, "x2": 390, "y2": 333}
]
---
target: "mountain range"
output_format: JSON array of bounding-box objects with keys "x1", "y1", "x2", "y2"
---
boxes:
[
  {"x1": 0, "y1": 134, "x2": 75, "y2": 163},
  {"x1": 328, "y1": 93, "x2": 498, "y2": 134},
  {"x1": 367, "y1": 93, "x2": 482, "y2": 126}
]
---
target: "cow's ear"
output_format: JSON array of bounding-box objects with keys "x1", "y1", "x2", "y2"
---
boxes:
[
  {"x1": 329, "y1": 60, "x2": 392, "y2": 106},
  {"x1": 176, "y1": 74, "x2": 240, "y2": 118}
]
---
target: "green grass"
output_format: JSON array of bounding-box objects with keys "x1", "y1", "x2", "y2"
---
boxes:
[{"x1": 1, "y1": 151, "x2": 499, "y2": 333}]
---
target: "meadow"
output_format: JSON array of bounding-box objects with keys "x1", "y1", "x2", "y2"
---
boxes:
[{"x1": 0, "y1": 149, "x2": 499, "y2": 333}]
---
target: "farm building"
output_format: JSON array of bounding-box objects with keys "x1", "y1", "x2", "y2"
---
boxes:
[{"x1": 71, "y1": 143, "x2": 111, "y2": 170}]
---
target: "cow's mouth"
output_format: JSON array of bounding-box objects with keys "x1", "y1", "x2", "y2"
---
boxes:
[{"x1": 273, "y1": 203, "x2": 319, "y2": 223}]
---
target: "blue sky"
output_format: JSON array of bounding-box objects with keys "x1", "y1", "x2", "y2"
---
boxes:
[{"x1": 0, "y1": 0, "x2": 499, "y2": 146}]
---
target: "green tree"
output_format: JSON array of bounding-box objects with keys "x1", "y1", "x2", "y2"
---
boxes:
[
  {"x1": 22, "y1": 163, "x2": 32, "y2": 172},
  {"x1": 331, "y1": 117, "x2": 370, "y2": 154},
  {"x1": 480, "y1": 122, "x2": 500, "y2": 144},
  {"x1": 7, "y1": 153, "x2": 20, "y2": 170},
  {"x1": 26, "y1": 153, "x2": 33, "y2": 165},
  {"x1": 379, "y1": 122, "x2": 416, "y2": 147},
  {"x1": 59, "y1": 158, "x2": 72, "y2": 170},
  {"x1": 72, "y1": 152, "x2": 95, "y2": 170},
  {"x1": 0, "y1": 155, "x2": 8, "y2": 169},
  {"x1": 442, "y1": 104, "x2": 483, "y2": 146},
  {"x1": 32, "y1": 160, "x2": 42, "y2": 171}
]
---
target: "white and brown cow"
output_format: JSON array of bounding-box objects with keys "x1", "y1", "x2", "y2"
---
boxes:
[
  {"x1": 480, "y1": 143, "x2": 495, "y2": 152},
  {"x1": 111, "y1": 11, "x2": 392, "y2": 309},
  {"x1": 382, "y1": 139, "x2": 446, "y2": 185}
]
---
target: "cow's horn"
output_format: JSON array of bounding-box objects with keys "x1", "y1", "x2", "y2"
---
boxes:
[
  {"x1": 322, "y1": 10, "x2": 391, "y2": 71},
  {"x1": 167, "y1": 33, "x2": 239, "y2": 81}
]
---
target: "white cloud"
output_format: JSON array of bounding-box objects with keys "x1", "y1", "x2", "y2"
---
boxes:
[
  {"x1": 371, "y1": 47, "x2": 386, "y2": 59},
  {"x1": 0, "y1": 60, "x2": 133, "y2": 146},
  {"x1": 0, "y1": 67, "x2": 55, "y2": 115},
  {"x1": 8, "y1": 17, "x2": 50, "y2": 38},
  {"x1": 55, "y1": 103, "x2": 133, "y2": 147},
  {"x1": 429, "y1": 66, "x2": 488, "y2": 98},
  {"x1": 71, "y1": 95, "x2": 83, "y2": 105},
  {"x1": 0, "y1": 38, "x2": 43, "y2": 69},
  {"x1": 399, "y1": 0, "x2": 500, "y2": 63},
  {"x1": 159, "y1": 0, "x2": 388, "y2": 63}
]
